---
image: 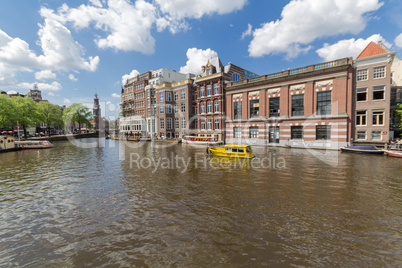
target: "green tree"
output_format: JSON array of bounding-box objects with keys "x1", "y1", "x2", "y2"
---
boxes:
[
  {"x1": 11, "y1": 96, "x2": 42, "y2": 138},
  {"x1": 396, "y1": 103, "x2": 402, "y2": 129},
  {"x1": 63, "y1": 103, "x2": 93, "y2": 132},
  {"x1": 39, "y1": 102, "x2": 63, "y2": 136},
  {"x1": 0, "y1": 95, "x2": 15, "y2": 128}
]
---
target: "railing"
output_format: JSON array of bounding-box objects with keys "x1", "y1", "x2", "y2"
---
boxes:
[
  {"x1": 248, "y1": 76, "x2": 261, "y2": 83},
  {"x1": 266, "y1": 72, "x2": 283, "y2": 79},
  {"x1": 289, "y1": 67, "x2": 308, "y2": 75},
  {"x1": 313, "y1": 60, "x2": 337, "y2": 70}
]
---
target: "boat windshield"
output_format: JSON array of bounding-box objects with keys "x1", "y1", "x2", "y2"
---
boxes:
[{"x1": 246, "y1": 146, "x2": 251, "y2": 152}]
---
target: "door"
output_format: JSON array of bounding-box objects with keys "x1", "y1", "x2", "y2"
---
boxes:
[{"x1": 269, "y1": 126, "x2": 279, "y2": 144}]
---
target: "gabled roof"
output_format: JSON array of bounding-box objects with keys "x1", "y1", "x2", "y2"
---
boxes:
[{"x1": 356, "y1": 41, "x2": 388, "y2": 59}]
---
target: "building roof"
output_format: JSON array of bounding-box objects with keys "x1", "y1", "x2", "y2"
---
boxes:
[{"x1": 356, "y1": 41, "x2": 389, "y2": 59}]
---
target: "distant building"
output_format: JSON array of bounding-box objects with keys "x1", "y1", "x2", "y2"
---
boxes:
[
  {"x1": 28, "y1": 84, "x2": 43, "y2": 102},
  {"x1": 93, "y1": 92, "x2": 101, "y2": 131}
]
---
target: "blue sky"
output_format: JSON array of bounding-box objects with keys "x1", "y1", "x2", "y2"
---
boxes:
[{"x1": 1, "y1": 0, "x2": 402, "y2": 118}]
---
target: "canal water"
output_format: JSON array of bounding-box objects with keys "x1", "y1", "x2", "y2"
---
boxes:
[{"x1": 0, "y1": 138, "x2": 401, "y2": 267}]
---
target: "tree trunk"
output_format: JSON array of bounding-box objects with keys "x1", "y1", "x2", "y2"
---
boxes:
[
  {"x1": 48, "y1": 126, "x2": 51, "y2": 136},
  {"x1": 23, "y1": 126, "x2": 27, "y2": 140}
]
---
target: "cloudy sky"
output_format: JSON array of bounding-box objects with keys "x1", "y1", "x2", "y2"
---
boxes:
[{"x1": 1, "y1": 0, "x2": 402, "y2": 117}]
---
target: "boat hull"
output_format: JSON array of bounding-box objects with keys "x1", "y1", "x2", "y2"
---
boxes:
[
  {"x1": 340, "y1": 146, "x2": 384, "y2": 154},
  {"x1": 384, "y1": 150, "x2": 402, "y2": 158}
]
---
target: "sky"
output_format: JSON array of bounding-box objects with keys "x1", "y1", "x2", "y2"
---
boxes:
[{"x1": 1, "y1": 0, "x2": 402, "y2": 119}]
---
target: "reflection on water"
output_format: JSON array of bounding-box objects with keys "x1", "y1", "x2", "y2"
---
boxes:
[{"x1": 0, "y1": 138, "x2": 401, "y2": 266}]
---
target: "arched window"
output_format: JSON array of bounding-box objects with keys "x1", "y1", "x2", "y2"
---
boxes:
[{"x1": 231, "y1": 73, "x2": 240, "y2": 82}]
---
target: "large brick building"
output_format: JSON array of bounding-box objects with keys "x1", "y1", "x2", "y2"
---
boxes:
[{"x1": 225, "y1": 58, "x2": 354, "y2": 150}]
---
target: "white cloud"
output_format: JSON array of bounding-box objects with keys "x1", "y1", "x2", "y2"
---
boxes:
[
  {"x1": 35, "y1": 70, "x2": 56, "y2": 80},
  {"x1": 121, "y1": 69, "x2": 140, "y2": 85},
  {"x1": 248, "y1": 0, "x2": 384, "y2": 59},
  {"x1": 241, "y1": 23, "x2": 253, "y2": 40},
  {"x1": 49, "y1": 0, "x2": 157, "y2": 54},
  {"x1": 6, "y1": 90, "x2": 17, "y2": 95},
  {"x1": 68, "y1": 74, "x2": 78, "y2": 81},
  {"x1": 112, "y1": 93, "x2": 121, "y2": 98},
  {"x1": 155, "y1": 0, "x2": 247, "y2": 20},
  {"x1": 316, "y1": 34, "x2": 391, "y2": 61},
  {"x1": 395, "y1": 33, "x2": 402, "y2": 48},
  {"x1": 17, "y1": 82, "x2": 62, "y2": 91},
  {"x1": 179, "y1": 48, "x2": 218, "y2": 75},
  {"x1": 48, "y1": 92, "x2": 55, "y2": 96},
  {"x1": 63, "y1": 98, "x2": 71, "y2": 104}
]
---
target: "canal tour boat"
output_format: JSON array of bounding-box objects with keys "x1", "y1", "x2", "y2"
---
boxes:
[
  {"x1": 15, "y1": 140, "x2": 54, "y2": 149},
  {"x1": 340, "y1": 145, "x2": 384, "y2": 154},
  {"x1": 182, "y1": 135, "x2": 223, "y2": 145},
  {"x1": 208, "y1": 144, "x2": 255, "y2": 159}
]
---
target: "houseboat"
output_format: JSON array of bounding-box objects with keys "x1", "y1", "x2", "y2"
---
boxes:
[{"x1": 182, "y1": 135, "x2": 223, "y2": 145}]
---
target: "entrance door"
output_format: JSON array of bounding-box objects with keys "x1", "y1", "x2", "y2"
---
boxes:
[{"x1": 269, "y1": 126, "x2": 280, "y2": 143}]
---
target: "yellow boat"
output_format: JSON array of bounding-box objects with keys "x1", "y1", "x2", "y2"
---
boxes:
[{"x1": 208, "y1": 144, "x2": 255, "y2": 159}]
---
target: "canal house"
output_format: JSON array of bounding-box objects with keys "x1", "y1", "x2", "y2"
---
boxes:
[{"x1": 225, "y1": 57, "x2": 354, "y2": 150}]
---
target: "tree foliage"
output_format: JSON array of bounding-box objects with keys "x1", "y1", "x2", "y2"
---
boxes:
[
  {"x1": 397, "y1": 103, "x2": 402, "y2": 129},
  {"x1": 39, "y1": 102, "x2": 63, "y2": 136},
  {"x1": 0, "y1": 95, "x2": 14, "y2": 128},
  {"x1": 62, "y1": 103, "x2": 93, "y2": 132},
  {"x1": 11, "y1": 96, "x2": 43, "y2": 137}
]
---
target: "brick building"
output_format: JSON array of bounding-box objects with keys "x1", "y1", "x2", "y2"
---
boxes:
[
  {"x1": 191, "y1": 57, "x2": 258, "y2": 142},
  {"x1": 354, "y1": 41, "x2": 397, "y2": 143},
  {"x1": 225, "y1": 57, "x2": 354, "y2": 150}
]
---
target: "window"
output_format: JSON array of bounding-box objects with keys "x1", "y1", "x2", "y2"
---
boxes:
[
  {"x1": 174, "y1": 104, "x2": 179, "y2": 113},
  {"x1": 317, "y1": 91, "x2": 331, "y2": 115},
  {"x1": 175, "y1": 118, "x2": 179, "y2": 128},
  {"x1": 160, "y1": 105, "x2": 164, "y2": 114},
  {"x1": 200, "y1": 103, "x2": 205, "y2": 114},
  {"x1": 214, "y1": 101, "x2": 219, "y2": 112},
  {"x1": 357, "y1": 130, "x2": 366, "y2": 140},
  {"x1": 181, "y1": 117, "x2": 186, "y2": 129},
  {"x1": 207, "y1": 119, "x2": 212, "y2": 130},
  {"x1": 166, "y1": 104, "x2": 172, "y2": 114},
  {"x1": 214, "y1": 119, "x2": 219, "y2": 130},
  {"x1": 207, "y1": 102, "x2": 212, "y2": 113},
  {"x1": 214, "y1": 84, "x2": 219, "y2": 95},
  {"x1": 201, "y1": 119, "x2": 205, "y2": 130},
  {"x1": 250, "y1": 100, "x2": 259, "y2": 118},
  {"x1": 166, "y1": 118, "x2": 172, "y2": 129},
  {"x1": 207, "y1": 85, "x2": 212, "y2": 96},
  {"x1": 356, "y1": 111, "x2": 366, "y2": 126},
  {"x1": 249, "y1": 127, "x2": 259, "y2": 138},
  {"x1": 234, "y1": 102, "x2": 242, "y2": 120},
  {"x1": 372, "y1": 111, "x2": 384, "y2": 125},
  {"x1": 357, "y1": 88, "x2": 367, "y2": 102},
  {"x1": 371, "y1": 131, "x2": 382, "y2": 140},
  {"x1": 174, "y1": 91, "x2": 179, "y2": 101},
  {"x1": 181, "y1": 90, "x2": 185, "y2": 100},
  {"x1": 292, "y1": 95, "x2": 304, "y2": 116},
  {"x1": 160, "y1": 118, "x2": 165, "y2": 129},
  {"x1": 181, "y1": 103, "x2": 186, "y2": 113},
  {"x1": 200, "y1": 86, "x2": 205, "y2": 97},
  {"x1": 316, "y1": 125, "x2": 331, "y2": 140},
  {"x1": 291, "y1": 126, "x2": 303, "y2": 139},
  {"x1": 166, "y1": 92, "x2": 171, "y2": 102},
  {"x1": 159, "y1": 92, "x2": 164, "y2": 102},
  {"x1": 269, "y1": 97, "x2": 280, "y2": 118},
  {"x1": 357, "y1": 69, "x2": 368, "y2": 81},
  {"x1": 373, "y1": 66, "x2": 385, "y2": 79},
  {"x1": 234, "y1": 127, "x2": 242, "y2": 138},
  {"x1": 231, "y1": 73, "x2": 240, "y2": 82},
  {"x1": 373, "y1": 85, "x2": 385, "y2": 100}
]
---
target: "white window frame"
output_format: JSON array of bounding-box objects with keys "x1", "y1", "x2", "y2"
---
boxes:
[
  {"x1": 372, "y1": 111, "x2": 384, "y2": 126},
  {"x1": 356, "y1": 130, "x2": 366, "y2": 140},
  {"x1": 356, "y1": 110, "x2": 367, "y2": 126},
  {"x1": 356, "y1": 87, "x2": 367, "y2": 102},
  {"x1": 371, "y1": 131, "x2": 382, "y2": 141},
  {"x1": 372, "y1": 85, "x2": 385, "y2": 101},
  {"x1": 373, "y1": 66, "x2": 386, "y2": 79},
  {"x1": 357, "y1": 69, "x2": 368, "y2": 82}
]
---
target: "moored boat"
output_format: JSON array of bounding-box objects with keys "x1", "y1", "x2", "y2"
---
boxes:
[
  {"x1": 182, "y1": 135, "x2": 223, "y2": 145},
  {"x1": 340, "y1": 145, "x2": 384, "y2": 154},
  {"x1": 384, "y1": 150, "x2": 402, "y2": 158},
  {"x1": 208, "y1": 144, "x2": 255, "y2": 159},
  {"x1": 15, "y1": 140, "x2": 54, "y2": 149}
]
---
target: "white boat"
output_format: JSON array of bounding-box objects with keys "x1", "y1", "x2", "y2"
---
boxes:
[
  {"x1": 15, "y1": 140, "x2": 54, "y2": 149},
  {"x1": 182, "y1": 135, "x2": 223, "y2": 145}
]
